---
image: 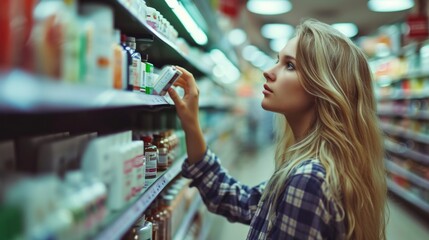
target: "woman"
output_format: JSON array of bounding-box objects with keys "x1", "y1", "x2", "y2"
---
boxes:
[{"x1": 168, "y1": 19, "x2": 387, "y2": 239}]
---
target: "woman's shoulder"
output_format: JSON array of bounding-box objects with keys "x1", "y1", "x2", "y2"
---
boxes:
[{"x1": 291, "y1": 159, "x2": 326, "y2": 180}]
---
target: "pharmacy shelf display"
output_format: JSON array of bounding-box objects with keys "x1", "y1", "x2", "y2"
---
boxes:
[
  {"x1": 385, "y1": 160, "x2": 429, "y2": 191},
  {"x1": 378, "y1": 74, "x2": 429, "y2": 213},
  {"x1": 94, "y1": 121, "x2": 235, "y2": 240},
  {"x1": 173, "y1": 195, "x2": 203, "y2": 240},
  {"x1": 94, "y1": 154, "x2": 186, "y2": 240},
  {"x1": 90, "y1": 0, "x2": 213, "y2": 78},
  {"x1": 377, "y1": 90, "x2": 429, "y2": 101},
  {"x1": 373, "y1": 39, "x2": 429, "y2": 214},
  {"x1": 387, "y1": 179, "x2": 429, "y2": 214},
  {"x1": 381, "y1": 122, "x2": 429, "y2": 145},
  {"x1": 0, "y1": 70, "x2": 171, "y2": 113}
]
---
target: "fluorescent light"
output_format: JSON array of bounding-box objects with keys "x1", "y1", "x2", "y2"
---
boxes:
[
  {"x1": 242, "y1": 45, "x2": 259, "y2": 61},
  {"x1": 261, "y1": 23, "x2": 294, "y2": 39},
  {"x1": 169, "y1": 2, "x2": 208, "y2": 45},
  {"x1": 269, "y1": 39, "x2": 288, "y2": 52},
  {"x1": 165, "y1": 0, "x2": 179, "y2": 8},
  {"x1": 331, "y1": 23, "x2": 359, "y2": 38},
  {"x1": 247, "y1": 0, "x2": 292, "y2": 15},
  {"x1": 251, "y1": 54, "x2": 270, "y2": 68},
  {"x1": 210, "y1": 49, "x2": 240, "y2": 84},
  {"x1": 228, "y1": 29, "x2": 247, "y2": 46},
  {"x1": 368, "y1": 0, "x2": 414, "y2": 12}
]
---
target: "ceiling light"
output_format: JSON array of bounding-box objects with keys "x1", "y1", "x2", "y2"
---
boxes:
[
  {"x1": 247, "y1": 0, "x2": 292, "y2": 15},
  {"x1": 242, "y1": 45, "x2": 259, "y2": 61},
  {"x1": 228, "y1": 29, "x2": 247, "y2": 46},
  {"x1": 269, "y1": 39, "x2": 288, "y2": 52},
  {"x1": 210, "y1": 49, "x2": 240, "y2": 83},
  {"x1": 368, "y1": 0, "x2": 414, "y2": 12},
  {"x1": 168, "y1": 1, "x2": 208, "y2": 45},
  {"x1": 251, "y1": 54, "x2": 270, "y2": 68},
  {"x1": 261, "y1": 23, "x2": 294, "y2": 39},
  {"x1": 331, "y1": 23, "x2": 359, "y2": 38}
]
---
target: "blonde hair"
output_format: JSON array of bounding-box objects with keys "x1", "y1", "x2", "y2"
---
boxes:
[{"x1": 262, "y1": 19, "x2": 387, "y2": 239}]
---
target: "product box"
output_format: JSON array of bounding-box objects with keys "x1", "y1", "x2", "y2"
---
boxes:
[{"x1": 153, "y1": 65, "x2": 182, "y2": 96}]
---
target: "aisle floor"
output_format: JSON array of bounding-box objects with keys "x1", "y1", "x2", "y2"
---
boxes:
[{"x1": 207, "y1": 145, "x2": 429, "y2": 240}]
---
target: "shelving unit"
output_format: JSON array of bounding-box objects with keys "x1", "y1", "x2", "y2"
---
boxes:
[
  {"x1": 173, "y1": 195, "x2": 203, "y2": 240},
  {"x1": 376, "y1": 72, "x2": 429, "y2": 86},
  {"x1": 373, "y1": 37, "x2": 429, "y2": 214},
  {"x1": 385, "y1": 160, "x2": 429, "y2": 190},
  {"x1": 94, "y1": 154, "x2": 186, "y2": 240},
  {"x1": 381, "y1": 122, "x2": 429, "y2": 145},
  {"x1": 387, "y1": 178, "x2": 429, "y2": 214},
  {"x1": 378, "y1": 110, "x2": 429, "y2": 120},
  {"x1": 0, "y1": 70, "x2": 171, "y2": 113},
  {"x1": 85, "y1": 0, "x2": 214, "y2": 78},
  {"x1": 377, "y1": 90, "x2": 429, "y2": 101},
  {"x1": 385, "y1": 140, "x2": 429, "y2": 165}
]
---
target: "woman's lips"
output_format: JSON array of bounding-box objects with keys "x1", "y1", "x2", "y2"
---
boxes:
[{"x1": 263, "y1": 84, "x2": 273, "y2": 94}]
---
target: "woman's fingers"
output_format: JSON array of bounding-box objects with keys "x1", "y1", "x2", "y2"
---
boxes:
[
  {"x1": 175, "y1": 66, "x2": 197, "y2": 87},
  {"x1": 168, "y1": 88, "x2": 183, "y2": 108},
  {"x1": 173, "y1": 80, "x2": 187, "y2": 88}
]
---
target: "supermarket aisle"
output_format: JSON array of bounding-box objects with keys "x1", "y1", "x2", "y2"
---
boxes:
[{"x1": 208, "y1": 144, "x2": 429, "y2": 240}]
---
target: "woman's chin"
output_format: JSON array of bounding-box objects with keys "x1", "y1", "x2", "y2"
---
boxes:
[{"x1": 261, "y1": 100, "x2": 270, "y2": 111}]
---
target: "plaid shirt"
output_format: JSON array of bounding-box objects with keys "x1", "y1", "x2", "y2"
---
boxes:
[{"x1": 182, "y1": 149, "x2": 346, "y2": 239}]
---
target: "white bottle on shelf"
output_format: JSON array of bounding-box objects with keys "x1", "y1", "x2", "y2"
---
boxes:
[{"x1": 81, "y1": 3, "x2": 114, "y2": 88}]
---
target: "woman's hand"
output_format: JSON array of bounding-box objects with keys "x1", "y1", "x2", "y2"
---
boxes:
[
  {"x1": 168, "y1": 66, "x2": 206, "y2": 164},
  {"x1": 168, "y1": 66, "x2": 200, "y2": 131}
]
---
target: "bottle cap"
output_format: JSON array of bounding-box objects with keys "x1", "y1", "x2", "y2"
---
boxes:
[{"x1": 141, "y1": 135, "x2": 153, "y2": 143}]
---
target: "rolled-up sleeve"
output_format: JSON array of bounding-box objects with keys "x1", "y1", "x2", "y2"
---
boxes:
[{"x1": 182, "y1": 149, "x2": 265, "y2": 224}]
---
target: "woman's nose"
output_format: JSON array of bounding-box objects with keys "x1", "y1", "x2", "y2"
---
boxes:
[{"x1": 263, "y1": 71, "x2": 274, "y2": 82}]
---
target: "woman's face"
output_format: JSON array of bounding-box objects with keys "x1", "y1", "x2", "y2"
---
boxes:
[{"x1": 261, "y1": 37, "x2": 315, "y2": 117}]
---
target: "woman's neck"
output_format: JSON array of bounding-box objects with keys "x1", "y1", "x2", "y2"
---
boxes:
[{"x1": 285, "y1": 108, "x2": 315, "y2": 143}]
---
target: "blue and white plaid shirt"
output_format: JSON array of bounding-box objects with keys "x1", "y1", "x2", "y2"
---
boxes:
[{"x1": 182, "y1": 149, "x2": 346, "y2": 239}]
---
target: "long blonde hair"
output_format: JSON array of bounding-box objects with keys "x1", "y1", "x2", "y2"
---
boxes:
[{"x1": 262, "y1": 19, "x2": 387, "y2": 239}]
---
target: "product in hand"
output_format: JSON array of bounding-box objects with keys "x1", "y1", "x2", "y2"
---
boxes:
[{"x1": 153, "y1": 65, "x2": 182, "y2": 96}]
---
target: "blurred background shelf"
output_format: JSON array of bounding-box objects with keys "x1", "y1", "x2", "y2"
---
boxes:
[
  {"x1": 386, "y1": 160, "x2": 429, "y2": 190},
  {"x1": 378, "y1": 110, "x2": 429, "y2": 120},
  {"x1": 173, "y1": 195, "x2": 202, "y2": 240},
  {"x1": 382, "y1": 123, "x2": 429, "y2": 145},
  {"x1": 387, "y1": 178, "x2": 429, "y2": 214},
  {"x1": 385, "y1": 140, "x2": 429, "y2": 165}
]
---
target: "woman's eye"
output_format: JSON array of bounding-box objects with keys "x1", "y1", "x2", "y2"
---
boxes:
[{"x1": 286, "y1": 62, "x2": 295, "y2": 70}]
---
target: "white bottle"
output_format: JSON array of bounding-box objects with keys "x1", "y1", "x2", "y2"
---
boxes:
[
  {"x1": 81, "y1": 4, "x2": 114, "y2": 88},
  {"x1": 109, "y1": 143, "x2": 134, "y2": 210},
  {"x1": 132, "y1": 141, "x2": 145, "y2": 197}
]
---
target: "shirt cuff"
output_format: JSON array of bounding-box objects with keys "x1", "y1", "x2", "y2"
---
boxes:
[{"x1": 181, "y1": 148, "x2": 219, "y2": 180}]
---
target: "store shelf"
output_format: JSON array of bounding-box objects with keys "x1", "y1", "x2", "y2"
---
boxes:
[
  {"x1": 385, "y1": 160, "x2": 429, "y2": 190},
  {"x1": 0, "y1": 70, "x2": 171, "y2": 113},
  {"x1": 87, "y1": 0, "x2": 212, "y2": 78},
  {"x1": 387, "y1": 178, "x2": 429, "y2": 214},
  {"x1": 385, "y1": 140, "x2": 429, "y2": 165},
  {"x1": 94, "y1": 154, "x2": 187, "y2": 240},
  {"x1": 381, "y1": 122, "x2": 429, "y2": 145},
  {"x1": 376, "y1": 72, "x2": 429, "y2": 85},
  {"x1": 173, "y1": 194, "x2": 203, "y2": 240},
  {"x1": 378, "y1": 110, "x2": 429, "y2": 120},
  {"x1": 378, "y1": 90, "x2": 429, "y2": 101},
  {"x1": 197, "y1": 212, "x2": 214, "y2": 240}
]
